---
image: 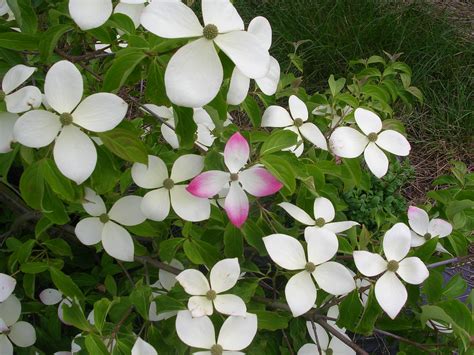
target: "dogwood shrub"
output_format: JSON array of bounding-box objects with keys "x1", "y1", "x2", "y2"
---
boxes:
[{"x1": 0, "y1": 1, "x2": 471, "y2": 354}]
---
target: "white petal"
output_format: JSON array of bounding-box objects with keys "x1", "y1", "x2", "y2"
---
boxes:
[
  {"x1": 187, "y1": 171, "x2": 230, "y2": 198},
  {"x1": 305, "y1": 228, "x2": 339, "y2": 264},
  {"x1": 132, "y1": 155, "x2": 168, "y2": 189},
  {"x1": 214, "y1": 294, "x2": 246, "y2": 317},
  {"x1": 224, "y1": 132, "x2": 249, "y2": 173},
  {"x1": 299, "y1": 123, "x2": 328, "y2": 150},
  {"x1": 353, "y1": 251, "x2": 387, "y2": 277},
  {"x1": 224, "y1": 182, "x2": 249, "y2": 228},
  {"x1": 188, "y1": 296, "x2": 213, "y2": 317},
  {"x1": 263, "y1": 234, "x2": 306, "y2": 270},
  {"x1": 8, "y1": 321, "x2": 36, "y2": 347},
  {"x1": 109, "y1": 196, "x2": 146, "y2": 226},
  {"x1": 218, "y1": 313, "x2": 257, "y2": 351},
  {"x1": 313, "y1": 262, "x2": 356, "y2": 295},
  {"x1": 102, "y1": 221, "x2": 135, "y2": 262},
  {"x1": 256, "y1": 56, "x2": 280, "y2": 96},
  {"x1": 170, "y1": 185, "x2": 210, "y2": 222},
  {"x1": 407, "y1": 206, "x2": 429, "y2": 236},
  {"x1": 313, "y1": 197, "x2": 335, "y2": 222},
  {"x1": 261, "y1": 106, "x2": 293, "y2": 127},
  {"x1": 13, "y1": 110, "x2": 61, "y2": 148},
  {"x1": 131, "y1": 337, "x2": 157, "y2": 355},
  {"x1": 210, "y1": 258, "x2": 240, "y2": 293},
  {"x1": 285, "y1": 271, "x2": 316, "y2": 317},
  {"x1": 176, "y1": 269, "x2": 210, "y2": 296},
  {"x1": 39, "y1": 288, "x2": 63, "y2": 305},
  {"x1": 53, "y1": 125, "x2": 97, "y2": 184},
  {"x1": 354, "y1": 108, "x2": 382, "y2": 135},
  {"x1": 375, "y1": 271, "x2": 407, "y2": 319},
  {"x1": 162, "y1": 122, "x2": 180, "y2": 149},
  {"x1": 324, "y1": 221, "x2": 359, "y2": 234},
  {"x1": 142, "y1": 104, "x2": 174, "y2": 120},
  {"x1": 44, "y1": 60, "x2": 83, "y2": 114},
  {"x1": 215, "y1": 31, "x2": 270, "y2": 79},
  {"x1": 428, "y1": 219, "x2": 452, "y2": 238},
  {"x1": 289, "y1": 95, "x2": 308, "y2": 121},
  {"x1": 410, "y1": 231, "x2": 426, "y2": 247},
  {"x1": 297, "y1": 344, "x2": 320, "y2": 355},
  {"x1": 2, "y1": 65, "x2": 36, "y2": 94},
  {"x1": 239, "y1": 167, "x2": 283, "y2": 197},
  {"x1": 278, "y1": 202, "x2": 315, "y2": 225},
  {"x1": 0, "y1": 295, "x2": 21, "y2": 326},
  {"x1": 285, "y1": 126, "x2": 304, "y2": 157},
  {"x1": 193, "y1": 108, "x2": 214, "y2": 128},
  {"x1": 171, "y1": 154, "x2": 204, "y2": 183},
  {"x1": 376, "y1": 130, "x2": 410, "y2": 156},
  {"x1": 397, "y1": 257, "x2": 429, "y2": 285},
  {"x1": 329, "y1": 127, "x2": 368, "y2": 158},
  {"x1": 72, "y1": 93, "x2": 127, "y2": 132},
  {"x1": 364, "y1": 142, "x2": 388, "y2": 178},
  {"x1": 329, "y1": 335, "x2": 356, "y2": 355},
  {"x1": 165, "y1": 38, "x2": 222, "y2": 108},
  {"x1": 0, "y1": 275, "x2": 15, "y2": 303},
  {"x1": 0, "y1": 113, "x2": 17, "y2": 153},
  {"x1": 0, "y1": 335, "x2": 12, "y2": 355},
  {"x1": 83, "y1": 188, "x2": 106, "y2": 216},
  {"x1": 175, "y1": 310, "x2": 216, "y2": 349},
  {"x1": 5, "y1": 86, "x2": 42, "y2": 113},
  {"x1": 115, "y1": 3, "x2": 145, "y2": 29},
  {"x1": 159, "y1": 259, "x2": 183, "y2": 291},
  {"x1": 226, "y1": 68, "x2": 250, "y2": 106},
  {"x1": 305, "y1": 322, "x2": 329, "y2": 349},
  {"x1": 141, "y1": 188, "x2": 171, "y2": 221},
  {"x1": 383, "y1": 223, "x2": 411, "y2": 262},
  {"x1": 248, "y1": 16, "x2": 272, "y2": 50},
  {"x1": 202, "y1": 0, "x2": 244, "y2": 33},
  {"x1": 140, "y1": 1, "x2": 203, "y2": 38},
  {"x1": 69, "y1": 0, "x2": 112, "y2": 30}
]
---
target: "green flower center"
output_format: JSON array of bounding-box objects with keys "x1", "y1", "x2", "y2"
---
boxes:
[
  {"x1": 423, "y1": 233, "x2": 432, "y2": 241},
  {"x1": 305, "y1": 262, "x2": 316, "y2": 273},
  {"x1": 210, "y1": 344, "x2": 223, "y2": 355},
  {"x1": 230, "y1": 173, "x2": 239, "y2": 182},
  {"x1": 368, "y1": 132, "x2": 378, "y2": 142},
  {"x1": 315, "y1": 218, "x2": 326, "y2": 227},
  {"x1": 203, "y1": 24, "x2": 219, "y2": 40},
  {"x1": 0, "y1": 90, "x2": 5, "y2": 101},
  {"x1": 163, "y1": 178, "x2": 175, "y2": 190},
  {"x1": 387, "y1": 260, "x2": 399, "y2": 272},
  {"x1": 60, "y1": 112, "x2": 73, "y2": 126},
  {"x1": 326, "y1": 348, "x2": 334, "y2": 355},
  {"x1": 294, "y1": 118, "x2": 304, "y2": 127},
  {"x1": 206, "y1": 289, "x2": 217, "y2": 301},
  {"x1": 99, "y1": 214, "x2": 109, "y2": 223}
]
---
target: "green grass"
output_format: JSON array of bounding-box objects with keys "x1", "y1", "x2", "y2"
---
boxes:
[{"x1": 238, "y1": 0, "x2": 473, "y2": 160}]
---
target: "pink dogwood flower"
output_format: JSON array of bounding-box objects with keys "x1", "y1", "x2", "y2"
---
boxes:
[{"x1": 187, "y1": 132, "x2": 283, "y2": 228}]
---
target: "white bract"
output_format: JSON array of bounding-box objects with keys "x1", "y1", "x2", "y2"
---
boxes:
[
  {"x1": 298, "y1": 320, "x2": 355, "y2": 355},
  {"x1": 39, "y1": 289, "x2": 74, "y2": 325},
  {"x1": 176, "y1": 258, "x2": 246, "y2": 317},
  {"x1": 187, "y1": 132, "x2": 283, "y2": 228},
  {"x1": 407, "y1": 206, "x2": 452, "y2": 252},
  {"x1": 329, "y1": 108, "x2": 411, "y2": 178},
  {"x1": 279, "y1": 196, "x2": 359, "y2": 252},
  {"x1": 132, "y1": 337, "x2": 158, "y2": 355},
  {"x1": 74, "y1": 188, "x2": 146, "y2": 262},
  {"x1": 0, "y1": 295, "x2": 36, "y2": 354},
  {"x1": 175, "y1": 310, "x2": 257, "y2": 354},
  {"x1": 141, "y1": 0, "x2": 270, "y2": 107},
  {"x1": 353, "y1": 223, "x2": 429, "y2": 319},
  {"x1": 0, "y1": 113, "x2": 18, "y2": 153},
  {"x1": 262, "y1": 95, "x2": 328, "y2": 157},
  {"x1": 132, "y1": 154, "x2": 211, "y2": 222},
  {"x1": 0, "y1": 274, "x2": 15, "y2": 302},
  {"x1": 1, "y1": 65, "x2": 41, "y2": 114},
  {"x1": 13, "y1": 61, "x2": 127, "y2": 184},
  {"x1": 263, "y1": 234, "x2": 355, "y2": 317},
  {"x1": 227, "y1": 16, "x2": 280, "y2": 105},
  {"x1": 69, "y1": 0, "x2": 113, "y2": 30},
  {"x1": 115, "y1": 0, "x2": 148, "y2": 29}
]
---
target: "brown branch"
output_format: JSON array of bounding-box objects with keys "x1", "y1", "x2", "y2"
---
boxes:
[
  {"x1": 373, "y1": 328, "x2": 437, "y2": 353},
  {"x1": 315, "y1": 318, "x2": 369, "y2": 355},
  {"x1": 134, "y1": 256, "x2": 181, "y2": 275}
]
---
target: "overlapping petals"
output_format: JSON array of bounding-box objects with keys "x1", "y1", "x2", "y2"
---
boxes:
[
  {"x1": 407, "y1": 206, "x2": 452, "y2": 251},
  {"x1": 1, "y1": 65, "x2": 41, "y2": 114}
]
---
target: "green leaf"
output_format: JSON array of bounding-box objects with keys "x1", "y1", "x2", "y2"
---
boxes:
[
  {"x1": 173, "y1": 105, "x2": 197, "y2": 150},
  {"x1": 254, "y1": 310, "x2": 290, "y2": 330},
  {"x1": 108, "y1": 13, "x2": 135, "y2": 35},
  {"x1": 145, "y1": 60, "x2": 168, "y2": 106},
  {"x1": 153, "y1": 295, "x2": 186, "y2": 313},
  {"x1": 442, "y1": 274, "x2": 467, "y2": 299},
  {"x1": 62, "y1": 301, "x2": 93, "y2": 332},
  {"x1": 159, "y1": 238, "x2": 185, "y2": 263},
  {"x1": 260, "y1": 154, "x2": 296, "y2": 194},
  {"x1": 338, "y1": 290, "x2": 363, "y2": 331},
  {"x1": 19, "y1": 161, "x2": 44, "y2": 210},
  {"x1": 102, "y1": 49, "x2": 146, "y2": 92},
  {"x1": 288, "y1": 53, "x2": 304, "y2": 73},
  {"x1": 130, "y1": 285, "x2": 152, "y2": 320},
  {"x1": 85, "y1": 334, "x2": 109, "y2": 355},
  {"x1": 22, "y1": 273, "x2": 35, "y2": 299},
  {"x1": 94, "y1": 299, "x2": 113, "y2": 334},
  {"x1": 40, "y1": 158, "x2": 79, "y2": 202},
  {"x1": 241, "y1": 96, "x2": 261, "y2": 127},
  {"x1": 39, "y1": 24, "x2": 72, "y2": 63},
  {"x1": 42, "y1": 239, "x2": 73, "y2": 257},
  {"x1": 99, "y1": 128, "x2": 148, "y2": 164},
  {"x1": 355, "y1": 287, "x2": 382, "y2": 335},
  {"x1": 0, "y1": 32, "x2": 38, "y2": 50},
  {"x1": 260, "y1": 130, "x2": 298, "y2": 156},
  {"x1": 7, "y1": 0, "x2": 38, "y2": 33},
  {"x1": 241, "y1": 220, "x2": 267, "y2": 255},
  {"x1": 328, "y1": 75, "x2": 346, "y2": 97},
  {"x1": 224, "y1": 223, "x2": 244, "y2": 258},
  {"x1": 49, "y1": 267, "x2": 84, "y2": 301},
  {"x1": 422, "y1": 270, "x2": 443, "y2": 303},
  {"x1": 414, "y1": 237, "x2": 438, "y2": 262},
  {"x1": 20, "y1": 262, "x2": 49, "y2": 274}
]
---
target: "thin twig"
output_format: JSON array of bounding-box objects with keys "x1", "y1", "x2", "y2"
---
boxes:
[
  {"x1": 135, "y1": 256, "x2": 181, "y2": 275},
  {"x1": 315, "y1": 318, "x2": 369, "y2": 355}
]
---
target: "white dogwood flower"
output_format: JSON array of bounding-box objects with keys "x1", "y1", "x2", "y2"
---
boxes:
[
  {"x1": 407, "y1": 206, "x2": 452, "y2": 252},
  {"x1": 0, "y1": 295, "x2": 36, "y2": 354},
  {"x1": 115, "y1": 0, "x2": 148, "y2": 29},
  {"x1": 329, "y1": 108, "x2": 411, "y2": 178},
  {"x1": 0, "y1": 274, "x2": 15, "y2": 302},
  {"x1": 176, "y1": 258, "x2": 246, "y2": 317},
  {"x1": 353, "y1": 223, "x2": 429, "y2": 319},
  {"x1": 141, "y1": 0, "x2": 270, "y2": 107},
  {"x1": 1, "y1": 65, "x2": 41, "y2": 113},
  {"x1": 0, "y1": 113, "x2": 18, "y2": 153},
  {"x1": 13, "y1": 60, "x2": 128, "y2": 184},
  {"x1": 132, "y1": 337, "x2": 157, "y2": 355},
  {"x1": 69, "y1": 0, "x2": 113, "y2": 31},
  {"x1": 132, "y1": 154, "x2": 211, "y2": 222},
  {"x1": 74, "y1": 188, "x2": 146, "y2": 262},
  {"x1": 279, "y1": 196, "x2": 359, "y2": 252},
  {"x1": 262, "y1": 95, "x2": 328, "y2": 157},
  {"x1": 187, "y1": 132, "x2": 283, "y2": 228},
  {"x1": 298, "y1": 320, "x2": 355, "y2": 355},
  {"x1": 175, "y1": 310, "x2": 257, "y2": 354},
  {"x1": 263, "y1": 234, "x2": 355, "y2": 317},
  {"x1": 227, "y1": 16, "x2": 280, "y2": 105}
]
